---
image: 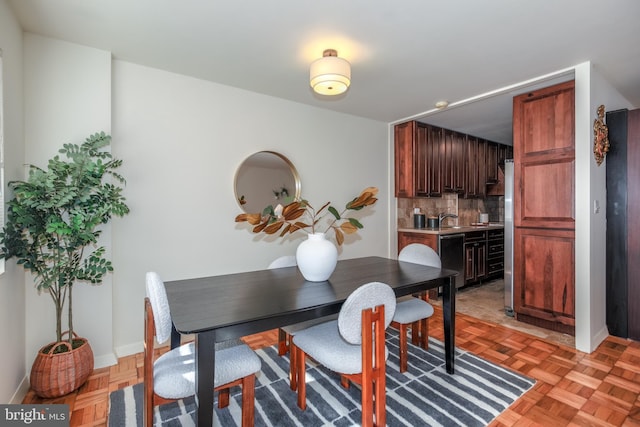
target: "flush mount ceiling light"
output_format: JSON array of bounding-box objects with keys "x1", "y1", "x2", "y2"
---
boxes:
[
  {"x1": 435, "y1": 100, "x2": 449, "y2": 109},
  {"x1": 310, "y1": 49, "x2": 351, "y2": 95}
]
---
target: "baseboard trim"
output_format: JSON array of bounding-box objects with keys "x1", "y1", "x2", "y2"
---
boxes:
[
  {"x1": 115, "y1": 341, "x2": 144, "y2": 359},
  {"x1": 590, "y1": 326, "x2": 609, "y2": 352},
  {"x1": 94, "y1": 352, "x2": 118, "y2": 369},
  {"x1": 115, "y1": 335, "x2": 195, "y2": 360},
  {"x1": 10, "y1": 376, "x2": 30, "y2": 404}
]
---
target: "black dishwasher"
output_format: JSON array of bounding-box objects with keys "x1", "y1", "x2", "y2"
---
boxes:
[{"x1": 438, "y1": 233, "x2": 465, "y2": 288}]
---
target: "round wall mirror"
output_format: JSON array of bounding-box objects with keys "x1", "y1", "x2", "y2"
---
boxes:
[{"x1": 234, "y1": 151, "x2": 301, "y2": 213}]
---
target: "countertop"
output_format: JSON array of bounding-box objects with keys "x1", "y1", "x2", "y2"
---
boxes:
[{"x1": 398, "y1": 223, "x2": 504, "y2": 235}]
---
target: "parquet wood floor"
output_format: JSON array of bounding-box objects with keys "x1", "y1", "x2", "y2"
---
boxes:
[{"x1": 22, "y1": 309, "x2": 640, "y2": 426}]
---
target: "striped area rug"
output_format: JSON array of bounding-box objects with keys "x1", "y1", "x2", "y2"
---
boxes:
[{"x1": 108, "y1": 329, "x2": 535, "y2": 426}]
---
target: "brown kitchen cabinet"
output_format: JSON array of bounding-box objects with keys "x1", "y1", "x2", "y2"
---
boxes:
[
  {"x1": 394, "y1": 121, "x2": 415, "y2": 197},
  {"x1": 453, "y1": 131, "x2": 466, "y2": 193},
  {"x1": 414, "y1": 122, "x2": 429, "y2": 196},
  {"x1": 397, "y1": 232, "x2": 440, "y2": 299},
  {"x1": 426, "y1": 125, "x2": 443, "y2": 196},
  {"x1": 477, "y1": 139, "x2": 487, "y2": 198},
  {"x1": 397, "y1": 231, "x2": 438, "y2": 254},
  {"x1": 497, "y1": 144, "x2": 513, "y2": 166},
  {"x1": 394, "y1": 120, "x2": 511, "y2": 198},
  {"x1": 395, "y1": 121, "x2": 442, "y2": 197},
  {"x1": 465, "y1": 135, "x2": 479, "y2": 197},
  {"x1": 486, "y1": 164, "x2": 505, "y2": 196},
  {"x1": 399, "y1": 228, "x2": 503, "y2": 287},
  {"x1": 487, "y1": 228, "x2": 505, "y2": 278},
  {"x1": 415, "y1": 123, "x2": 443, "y2": 197},
  {"x1": 486, "y1": 141, "x2": 499, "y2": 184},
  {"x1": 514, "y1": 227, "x2": 575, "y2": 334},
  {"x1": 464, "y1": 136, "x2": 487, "y2": 198},
  {"x1": 464, "y1": 231, "x2": 487, "y2": 284},
  {"x1": 487, "y1": 144, "x2": 513, "y2": 196},
  {"x1": 513, "y1": 80, "x2": 575, "y2": 334},
  {"x1": 443, "y1": 129, "x2": 465, "y2": 193}
]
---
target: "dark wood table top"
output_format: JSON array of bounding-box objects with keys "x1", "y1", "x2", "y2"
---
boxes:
[{"x1": 165, "y1": 256, "x2": 456, "y2": 342}]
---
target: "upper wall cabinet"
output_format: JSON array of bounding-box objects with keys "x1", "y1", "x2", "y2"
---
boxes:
[
  {"x1": 394, "y1": 120, "x2": 512, "y2": 198},
  {"x1": 486, "y1": 142, "x2": 499, "y2": 184},
  {"x1": 414, "y1": 122, "x2": 430, "y2": 196},
  {"x1": 497, "y1": 144, "x2": 513, "y2": 167},
  {"x1": 394, "y1": 121, "x2": 416, "y2": 197},
  {"x1": 395, "y1": 121, "x2": 444, "y2": 197},
  {"x1": 443, "y1": 130, "x2": 466, "y2": 194},
  {"x1": 465, "y1": 135, "x2": 488, "y2": 198},
  {"x1": 416, "y1": 123, "x2": 443, "y2": 197}
]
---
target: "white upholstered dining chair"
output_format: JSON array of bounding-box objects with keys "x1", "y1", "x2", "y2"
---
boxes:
[
  {"x1": 290, "y1": 281, "x2": 397, "y2": 427},
  {"x1": 267, "y1": 256, "x2": 337, "y2": 356},
  {"x1": 144, "y1": 272, "x2": 261, "y2": 427},
  {"x1": 392, "y1": 243, "x2": 440, "y2": 372}
]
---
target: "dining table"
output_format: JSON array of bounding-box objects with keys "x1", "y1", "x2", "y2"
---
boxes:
[{"x1": 164, "y1": 255, "x2": 457, "y2": 426}]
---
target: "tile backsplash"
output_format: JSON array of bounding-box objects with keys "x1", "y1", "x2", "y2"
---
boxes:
[{"x1": 397, "y1": 194, "x2": 504, "y2": 228}]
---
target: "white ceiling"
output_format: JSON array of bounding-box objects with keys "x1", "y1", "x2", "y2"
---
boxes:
[{"x1": 8, "y1": 0, "x2": 640, "y2": 145}]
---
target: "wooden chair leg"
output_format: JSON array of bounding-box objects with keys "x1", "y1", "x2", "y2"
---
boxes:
[
  {"x1": 374, "y1": 374, "x2": 386, "y2": 426},
  {"x1": 411, "y1": 320, "x2": 421, "y2": 346},
  {"x1": 144, "y1": 386, "x2": 153, "y2": 427},
  {"x1": 143, "y1": 302, "x2": 154, "y2": 427},
  {"x1": 420, "y1": 318, "x2": 429, "y2": 349},
  {"x1": 361, "y1": 374, "x2": 373, "y2": 427},
  {"x1": 296, "y1": 346, "x2": 307, "y2": 410},
  {"x1": 341, "y1": 375, "x2": 350, "y2": 389},
  {"x1": 289, "y1": 341, "x2": 297, "y2": 391},
  {"x1": 218, "y1": 388, "x2": 229, "y2": 408},
  {"x1": 374, "y1": 305, "x2": 387, "y2": 427},
  {"x1": 240, "y1": 375, "x2": 255, "y2": 427},
  {"x1": 399, "y1": 323, "x2": 408, "y2": 373},
  {"x1": 278, "y1": 328, "x2": 289, "y2": 356}
]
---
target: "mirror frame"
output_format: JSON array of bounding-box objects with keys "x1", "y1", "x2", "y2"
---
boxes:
[{"x1": 234, "y1": 151, "x2": 301, "y2": 213}]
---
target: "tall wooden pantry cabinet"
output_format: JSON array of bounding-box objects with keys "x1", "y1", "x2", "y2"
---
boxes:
[{"x1": 512, "y1": 80, "x2": 576, "y2": 335}]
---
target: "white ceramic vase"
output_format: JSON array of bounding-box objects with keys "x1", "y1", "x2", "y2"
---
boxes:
[{"x1": 296, "y1": 232, "x2": 338, "y2": 282}]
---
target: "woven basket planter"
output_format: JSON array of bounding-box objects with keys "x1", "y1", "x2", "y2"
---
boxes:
[{"x1": 30, "y1": 333, "x2": 94, "y2": 398}]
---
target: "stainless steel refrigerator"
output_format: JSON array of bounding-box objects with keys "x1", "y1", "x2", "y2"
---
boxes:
[{"x1": 504, "y1": 159, "x2": 515, "y2": 316}]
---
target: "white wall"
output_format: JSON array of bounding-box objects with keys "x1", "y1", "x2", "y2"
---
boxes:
[
  {"x1": 23, "y1": 34, "x2": 115, "y2": 367},
  {"x1": 573, "y1": 62, "x2": 633, "y2": 352},
  {"x1": 0, "y1": 0, "x2": 26, "y2": 404},
  {"x1": 111, "y1": 61, "x2": 390, "y2": 355}
]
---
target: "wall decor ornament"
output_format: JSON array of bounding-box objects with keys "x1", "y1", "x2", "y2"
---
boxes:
[{"x1": 594, "y1": 104, "x2": 610, "y2": 166}]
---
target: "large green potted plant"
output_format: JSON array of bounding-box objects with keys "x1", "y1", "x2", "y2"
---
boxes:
[{"x1": 0, "y1": 132, "x2": 129, "y2": 398}]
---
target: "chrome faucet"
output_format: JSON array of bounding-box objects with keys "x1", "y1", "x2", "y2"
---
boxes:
[{"x1": 439, "y1": 212, "x2": 458, "y2": 227}]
